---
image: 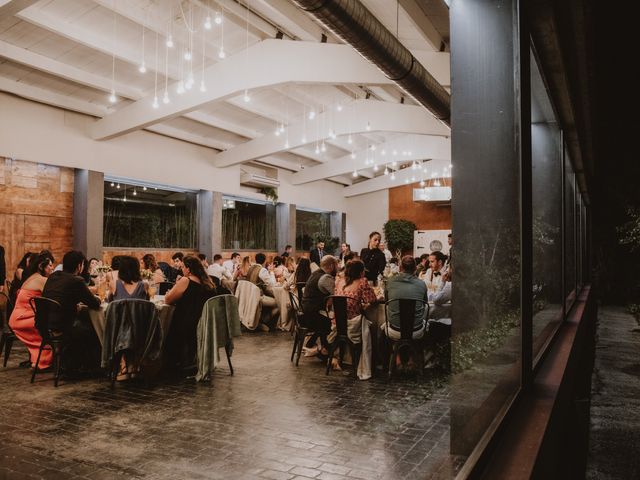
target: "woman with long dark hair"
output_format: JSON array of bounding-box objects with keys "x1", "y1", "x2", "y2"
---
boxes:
[
  {"x1": 164, "y1": 255, "x2": 218, "y2": 370},
  {"x1": 294, "y1": 257, "x2": 312, "y2": 284},
  {"x1": 141, "y1": 253, "x2": 165, "y2": 284},
  {"x1": 359, "y1": 231, "x2": 387, "y2": 284},
  {"x1": 8, "y1": 252, "x2": 55, "y2": 369},
  {"x1": 110, "y1": 255, "x2": 148, "y2": 301}
]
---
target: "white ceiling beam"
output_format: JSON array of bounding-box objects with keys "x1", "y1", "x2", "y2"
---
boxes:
[
  {"x1": 250, "y1": 0, "x2": 325, "y2": 42},
  {"x1": 411, "y1": 51, "x2": 450, "y2": 87},
  {"x1": 398, "y1": 0, "x2": 444, "y2": 51},
  {"x1": 0, "y1": 40, "x2": 143, "y2": 98},
  {"x1": 0, "y1": 76, "x2": 107, "y2": 117},
  {"x1": 0, "y1": 0, "x2": 38, "y2": 16},
  {"x1": 146, "y1": 124, "x2": 230, "y2": 151},
  {"x1": 214, "y1": 100, "x2": 450, "y2": 168},
  {"x1": 17, "y1": 6, "x2": 183, "y2": 79},
  {"x1": 91, "y1": 40, "x2": 394, "y2": 140},
  {"x1": 292, "y1": 136, "x2": 451, "y2": 185},
  {"x1": 343, "y1": 159, "x2": 451, "y2": 197}
]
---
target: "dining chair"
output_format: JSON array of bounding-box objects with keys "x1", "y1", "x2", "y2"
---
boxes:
[
  {"x1": 0, "y1": 291, "x2": 17, "y2": 367},
  {"x1": 288, "y1": 289, "x2": 315, "y2": 367},
  {"x1": 324, "y1": 295, "x2": 361, "y2": 376},
  {"x1": 29, "y1": 297, "x2": 66, "y2": 387},
  {"x1": 385, "y1": 298, "x2": 429, "y2": 380}
]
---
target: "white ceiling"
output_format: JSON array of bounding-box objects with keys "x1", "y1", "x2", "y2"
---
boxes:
[{"x1": 0, "y1": 0, "x2": 451, "y2": 193}]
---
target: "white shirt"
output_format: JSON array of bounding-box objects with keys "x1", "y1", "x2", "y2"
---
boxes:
[
  {"x1": 207, "y1": 263, "x2": 232, "y2": 281},
  {"x1": 424, "y1": 268, "x2": 444, "y2": 300},
  {"x1": 258, "y1": 266, "x2": 277, "y2": 287},
  {"x1": 222, "y1": 259, "x2": 236, "y2": 275}
]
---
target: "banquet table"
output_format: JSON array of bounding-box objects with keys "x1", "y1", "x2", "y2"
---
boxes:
[{"x1": 87, "y1": 297, "x2": 175, "y2": 347}]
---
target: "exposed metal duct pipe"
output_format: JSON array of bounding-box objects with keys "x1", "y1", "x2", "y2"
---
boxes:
[{"x1": 291, "y1": 0, "x2": 450, "y2": 125}]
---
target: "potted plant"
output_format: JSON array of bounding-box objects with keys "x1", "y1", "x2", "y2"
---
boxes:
[
  {"x1": 383, "y1": 219, "x2": 417, "y2": 259},
  {"x1": 260, "y1": 187, "x2": 278, "y2": 204}
]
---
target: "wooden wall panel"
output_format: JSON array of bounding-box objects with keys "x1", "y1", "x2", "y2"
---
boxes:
[
  {"x1": 388, "y1": 180, "x2": 452, "y2": 231},
  {"x1": 0, "y1": 158, "x2": 74, "y2": 274}
]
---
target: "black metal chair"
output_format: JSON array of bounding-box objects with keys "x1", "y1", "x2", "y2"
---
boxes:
[
  {"x1": 158, "y1": 281, "x2": 174, "y2": 295},
  {"x1": 29, "y1": 297, "x2": 66, "y2": 387},
  {"x1": 289, "y1": 289, "x2": 320, "y2": 367},
  {"x1": 325, "y1": 295, "x2": 361, "y2": 376},
  {"x1": 385, "y1": 299, "x2": 429, "y2": 380},
  {"x1": 0, "y1": 291, "x2": 17, "y2": 367}
]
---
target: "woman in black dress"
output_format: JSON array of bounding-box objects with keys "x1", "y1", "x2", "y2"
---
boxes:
[
  {"x1": 164, "y1": 255, "x2": 220, "y2": 370},
  {"x1": 359, "y1": 231, "x2": 387, "y2": 284}
]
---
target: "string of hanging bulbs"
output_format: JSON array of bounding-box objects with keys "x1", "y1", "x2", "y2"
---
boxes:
[{"x1": 107, "y1": 0, "x2": 233, "y2": 108}]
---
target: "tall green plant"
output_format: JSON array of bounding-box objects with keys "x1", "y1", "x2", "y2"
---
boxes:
[{"x1": 383, "y1": 219, "x2": 417, "y2": 258}]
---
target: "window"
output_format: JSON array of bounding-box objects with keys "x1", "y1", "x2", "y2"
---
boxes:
[
  {"x1": 222, "y1": 197, "x2": 276, "y2": 250},
  {"x1": 103, "y1": 181, "x2": 197, "y2": 248},
  {"x1": 564, "y1": 153, "x2": 577, "y2": 310},
  {"x1": 295, "y1": 209, "x2": 331, "y2": 252},
  {"x1": 531, "y1": 53, "x2": 563, "y2": 360}
]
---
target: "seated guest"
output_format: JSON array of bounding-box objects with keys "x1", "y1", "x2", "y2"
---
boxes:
[
  {"x1": 207, "y1": 254, "x2": 233, "y2": 282},
  {"x1": 272, "y1": 256, "x2": 286, "y2": 282},
  {"x1": 360, "y1": 231, "x2": 387, "y2": 283},
  {"x1": 281, "y1": 245, "x2": 293, "y2": 258},
  {"x1": 42, "y1": 251, "x2": 102, "y2": 371},
  {"x1": 197, "y1": 253, "x2": 209, "y2": 271},
  {"x1": 338, "y1": 243, "x2": 351, "y2": 262},
  {"x1": 168, "y1": 251, "x2": 184, "y2": 282},
  {"x1": 309, "y1": 240, "x2": 325, "y2": 266},
  {"x1": 423, "y1": 251, "x2": 447, "y2": 299},
  {"x1": 80, "y1": 254, "x2": 94, "y2": 286},
  {"x1": 429, "y1": 268, "x2": 452, "y2": 320},
  {"x1": 105, "y1": 255, "x2": 123, "y2": 290},
  {"x1": 294, "y1": 257, "x2": 312, "y2": 285},
  {"x1": 8, "y1": 252, "x2": 54, "y2": 369},
  {"x1": 416, "y1": 254, "x2": 429, "y2": 277},
  {"x1": 246, "y1": 253, "x2": 279, "y2": 331},
  {"x1": 223, "y1": 252, "x2": 240, "y2": 277},
  {"x1": 7, "y1": 252, "x2": 34, "y2": 313},
  {"x1": 110, "y1": 255, "x2": 149, "y2": 301},
  {"x1": 282, "y1": 257, "x2": 296, "y2": 285},
  {"x1": 382, "y1": 255, "x2": 429, "y2": 340},
  {"x1": 334, "y1": 259, "x2": 378, "y2": 331},
  {"x1": 234, "y1": 256, "x2": 252, "y2": 281},
  {"x1": 301, "y1": 255, "x2": 338, "y2": 356},
  {"x1": 141, "y1": 253, "x2": 165, "y2": 284},
  {"x1": 164, "y1": 255, "x2": 218, "y2": 369}
]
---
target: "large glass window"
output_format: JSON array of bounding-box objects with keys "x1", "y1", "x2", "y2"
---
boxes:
[
  {"x1": 103, "y1": 180, "x2": 197, "y2": 248},
  {"x1": 295, "y1": 208, "x2": 331, "y2": 252},
  {"x1": 222, "y1": 197, "x2": 276, "y2": 251},
  {"x1": 531, "y1": 54, "x2": 563, "y2": 359},
  {"x1": 564, "y1": 154, "x2": 576, "y2": 310}
]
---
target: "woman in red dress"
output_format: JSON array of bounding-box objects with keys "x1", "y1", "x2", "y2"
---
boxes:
[{"x1": 9, "y1": 253, "x2": 54, "y2": 369}]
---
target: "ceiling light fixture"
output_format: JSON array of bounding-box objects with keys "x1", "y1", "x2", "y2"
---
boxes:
[
  {"x1": 214, "y1": 11, "x2": 223, "y2": 25},
  {"x1": 204, "y1": 15, "x2": 212, "y2": 30},
  {"x1": 243, "y1": 89, "x2": 251, "y2": 102}
]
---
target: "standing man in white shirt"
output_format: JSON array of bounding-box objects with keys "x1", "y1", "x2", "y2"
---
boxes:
[{"x1": 223, "y1": 252, "x2": 240, "y2": 277}]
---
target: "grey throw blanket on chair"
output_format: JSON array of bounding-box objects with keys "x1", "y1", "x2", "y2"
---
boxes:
[{"x1": 196, "y1": 294, "x2": 242, "y2": 381}]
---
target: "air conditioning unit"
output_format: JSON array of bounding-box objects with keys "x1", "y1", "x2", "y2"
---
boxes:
[
  {"x1": 240, "y1": 172, "x2": 280, "y2": 188},
  {"x1": 413, "y1": 186, "x2": 451, "y2": 203}
]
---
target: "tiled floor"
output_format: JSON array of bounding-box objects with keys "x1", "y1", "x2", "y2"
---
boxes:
[{"x1": 0, "y1": 332, "x2": 455, "y2": 480}]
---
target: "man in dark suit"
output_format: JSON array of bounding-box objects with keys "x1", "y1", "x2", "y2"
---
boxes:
[
  {"x1": 309, "y1": 241, "x2": 325, "y2": 265},
  {"x1": 42, "y1": 250, "x2": 101, "y2": 372}
]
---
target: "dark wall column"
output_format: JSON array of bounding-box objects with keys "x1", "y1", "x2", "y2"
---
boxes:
[
  {"x1": 73, "y1": 170, "x2": 103, "y2": 259},
  {"x1": 330, "y1": 211, "x2": 344, "y2": 246},
  {"x1": 450, "y1": 0, "x2": 531, "y2": 460},
  {"x1": 276, "y1": 203, "x2": 296, "y2": 255},
  {"x1": 197, "y1": 190, "x2": 222, "y2": 257}
]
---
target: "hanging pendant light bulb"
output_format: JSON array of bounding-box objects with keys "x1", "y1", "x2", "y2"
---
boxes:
[
  {"x1": 411, "y1": 161, "x2": 417, "y2": 170},
  {"x1": 116, "y1": 183, "x2": 121, "y2": 189},
  {"x1": 108, "y1": 89, "x2": 117, "y2": 104},
  {"x1": 371, "y1": 144, "x2": 376, "y2": 151},
  {"x1": 301, "y1": 135, "x2": 307, "y2": 143},
  {"x1": 185, "y1": 73, "x2": 194, "y2": 90},
  {"x1": 218, "y1": 48, "x2": 226, "y2": 59},
  {"x1": 243, "y1": 89, "x2": 250, "y2": 102},
  {"x1": 384, "y1": 167, "x2": 389, "y2": 176},
  {"x1": 214, "y1": 11, "x2": 223, "y2": 24},
  {"x1": 133, "y1": 188, "x2": 137, "y2": 196},
  {"x1": 204, "y1": 15, "x2": 212, "y2": 30},
  {"x1": 308, "y1": 109, "x2": 316, "y2": 120},
  {"x1": 284, "y1": 140, "x2": 290, "y2": 148},
  {"x1": 166, "y1": 35, "x2": 174, "y2": 48},
  {"x1": 110, "y1": 182, "x2": 115, "y2": 187},
  {"x1": 176, "y1": 81, "x2": 185, "y2": 94},
  {"x1": 152, "y1": 96, "x2": 159, "y2": 109},
  {"x1": 352, "y1": 170, "x2": 358, "y2": 178},
  {"x1": 279, "y1": 124, "x2": 285, "y2": 133},
  {"x1": 184, "y1": 50, "x2": 192, "y2": 61},
  {"x1": 350, "y1": 152, "x2": 356, "y2": 159},
  {"x1": 336, "y1": 103, "x2": 343, "y2": 112},
  {"x1": 321, "y1": 142, "x2": 327, "y2": 152},
  {"x1": 162, "y1": 90, "x2": 170, "y2": 104},
  {"x1": 139, "y1": 62, "x2": 147, "y2": 73},
  {"x1": 275, "y1": 128, "x2": 281, "y2": 137},
  {"x1": 347, "y1": 134, "x2": 352, "y2": 145},
  {"x1": 199, "y1": 80, "x2": 206, "y2": 92},
  {"x1": 366, "y1": 121, "x2": 371, "y2": 131},
  {"x1": 143, "y1": 186, "x2": 147, "y2": 191},
  {"x1": 373, "y1": 164, "x2": 379, "y2": 172},
  {"x1": 315, "y1": 145, "x2": 320, "y2": 154},
  {"x1": 390, "y1": 172, "x2": 396, "y2": 180},
  {"x1": 391, "y1": 160, "x2": 398, "y2": 167}
]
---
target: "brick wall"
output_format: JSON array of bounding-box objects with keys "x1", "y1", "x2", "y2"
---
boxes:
[{"x1": 0, "y1": 158, "x2": 74, "y2": 276}]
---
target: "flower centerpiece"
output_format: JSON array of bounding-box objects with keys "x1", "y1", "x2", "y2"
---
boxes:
[
  {"x1": 95, "y1": 265, "x2": 112, "y2": 274},
  {"x1": 140, "y1": 269, "x2": 155, "y2": 281}
]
